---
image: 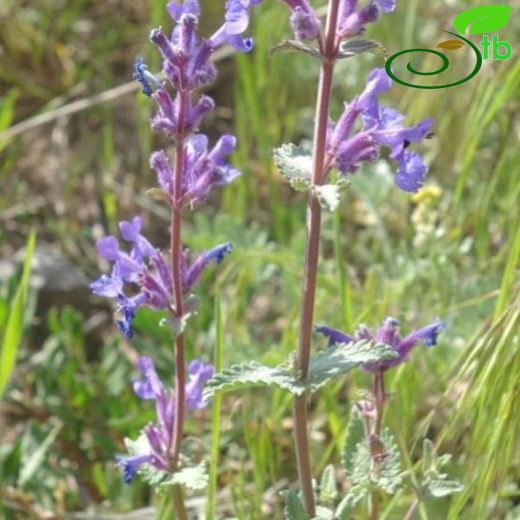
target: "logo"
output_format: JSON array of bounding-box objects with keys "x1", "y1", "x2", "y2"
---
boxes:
[{"x1": 386, "y1": 5, "x2": 513, "y2": 89}]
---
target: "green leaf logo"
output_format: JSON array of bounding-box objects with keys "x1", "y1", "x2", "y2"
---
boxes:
[{"x1": 453, "y1": 5, "x2": 512, "y2": 35}]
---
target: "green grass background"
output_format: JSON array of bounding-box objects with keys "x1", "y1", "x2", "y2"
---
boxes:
[{"x1": 0, "y1": 0, "x2": 519, "y2": 518}]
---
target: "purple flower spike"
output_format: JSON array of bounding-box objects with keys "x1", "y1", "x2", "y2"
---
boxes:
[
  {"x1": 317, "y1": 317, "x2": 446, "y2": 372},
  {"x1": 323, "y1": 68, "x2": 433, "y2": 193},
  {"x1": 185, "y1": 359, "x2": 215, "y2": 409}
]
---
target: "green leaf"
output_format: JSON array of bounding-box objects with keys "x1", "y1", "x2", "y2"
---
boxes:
[
  {"x1": 205, "y1": 341, "x2": 396, "y2": 398},
  {"x1": 453, "y1": 6, "x2": 512, "y2": 35},
  {"x1": 270, "y1": 39, "x2": 322, "y2": 59},
  {"x1": 313, "y1": 184, "x2": 341, "y2": 212},
  {"x1": 336, "y1": 492, "x2": 365, "y2": 520},
  {"x1": 0, "y1": 89, "x2": 19, "y2": 153},
  {"x1": 203, "y1": 361, "x2": 303, "y2": 398},
  {"x1": 319, "y1": 465, "x2": 338, "y2": 504},
  {"x1": 0, "y1": 231, "x2": 36, "y2": 398},
  {"x1": 306, "y1": 340, "x2": 397, "y2": 392},
  {"x1": 145, "y1": 187, "x2": 171, "y2": 205},
  {"x1": 313, "y1": 506, "x2": 336, "y2": 519},
  {"x1": 342, "y1": 407, "x2": 366, "y2": 477},
  {"x1": 125, "y1": 435, "x2": 208, "y2": 490},
  {"x1": 422, "y1": 438, "x2": 435, "y2": 474},
  {"x1": 160, "y1": 311, "x2": 194, "y2": 338},
  {"x1": 427, "y1": 479, "x2": 464, "y2": 498},
  {"x1": 161, "y1": 461, "x2": 208, "y2": 491},
  {"x1": 338, "y1": 39, "x2": 384, "y2": 59},
  {"x1": 373, "y1": 429, "x2": 404, "y2": 494},
  {"x1": 18, "y1": 421, "x2": 62, "y2": 487},
  {"x1": 273, "y1": 143, "x2": 312, "y2": 192},
  {"x1": 284, "y1": 490, "x2": 311, "y2": 520}
]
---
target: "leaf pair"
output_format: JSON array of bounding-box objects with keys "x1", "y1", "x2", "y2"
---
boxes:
[{"x1": 203, "y1": 340, "x2": 397, "y2": 399}]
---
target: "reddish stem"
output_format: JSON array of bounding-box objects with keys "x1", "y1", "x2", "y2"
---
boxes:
[
  {"x1": 292, "y1": 0, "x2": 341, "y2": 516},
  {"x1": 169, "y1": 88, "x2": 189, "y2": 520},
  {"x1": 369, "y1": 370, "x2": 386, "y2": 520}
]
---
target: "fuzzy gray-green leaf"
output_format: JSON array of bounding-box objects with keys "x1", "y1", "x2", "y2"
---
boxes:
[
  {"x1": 427, "y1": 478, "x2": 464, "y2": 497},
  {"x1": 270, "y1": 39, "x2": 322, "y2": 59},
  {"x1": 307, "y1": 340, "x2": 397, "y2": 391},
  {"x1": 160, "y1": 461, "x2": 208, "y2": 490},
  {"x1": 339, "y1": 39, "x2": 384, "y2": 59},
  {"x1": 342, "y1": 407, "x2": 365, "y2": 477},
  {"x1": 203, "y1": 361, "x2": 304, "y2": 398},
  {"x1": 319, "y1": 464, "x2": 338, "y2": 504},
  {"x1": 374, "y1": 429, "x2": 405, "y2": 494},
  {"x1": 273, "y1": 143, "x2": 312, "y2": 192},
  {"x1": 284, "y1": 490, "x2": 310, "y2": 520}
]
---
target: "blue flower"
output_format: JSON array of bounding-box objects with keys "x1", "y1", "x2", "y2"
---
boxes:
[
  {"x1": 115, "y1": 454, "x2": 154, "y2": 483},
  {"x1": 133, "y1": 57, "x2": 161, "y2": 97}
]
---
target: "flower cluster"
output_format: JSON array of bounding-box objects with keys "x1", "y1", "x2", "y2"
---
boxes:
[
  {"x1": 325, "y1": 68, "x2": 434, "y2": 192},
  {"x1": 150, "y1": 134, "x2": 241, "y2": 208},
  {"x1": 91, "y1": 0, "x2": 262, "y2": 488},
  {"x1": 316, "y1": 316, "x2": 446, "y2": 372},
  {"x1": 281, "y1": 0, "x2": 396, "y2": 42},
  {"x1": 90, "y1": 216, "x2": 232, "y2": 338},
  {"x1": 115, "y1": 357, "x2": 214, "y2": 483}
]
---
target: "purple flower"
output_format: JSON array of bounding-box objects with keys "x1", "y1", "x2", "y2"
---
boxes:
[
  {"x1": 316, "y1": 317, "x2": 446, "y2": 372},
  {"x1": 324, "y1": 68, "x2": 433, "y2": 192},
  {"x1": 280, "y1": 0, "x2": 321, "y2": 41},
  {"x1": 315, "y1": 325, "x2": 353, "y2": 347},
  {"x1": 183, "y1": 242, "x2": 233, "y2": 293},
  {"x1": 181, "y1": 134, "x2": 241, "y2": 206},
  {"x1": 338, "y1": 0, "x2": 396, "y2": 38},
  {"x1": 185, "y1": 359, "x2": 215, "y2": 409},
  {"x1": 91, "y1": 217, "x2": 233, "y2": 337},
  {"x1": 115, "y1": 356, "x2": 214, "y2": 483},
  {"x1": 208, "y1": 0, "x2": 263, "y2": 52}
]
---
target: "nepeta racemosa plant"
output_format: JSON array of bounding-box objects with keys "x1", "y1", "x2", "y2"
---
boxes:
[
  {"x1": 205, "y1": 0, "x2": 462, "y2": 518},
  {"x1": 91, "y1": 1, "x2": 261, "y2": 517}
]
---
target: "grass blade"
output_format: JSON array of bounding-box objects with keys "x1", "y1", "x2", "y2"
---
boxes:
[{"x1": 0, "y1": 230, "x2": 36, "y2": 398}]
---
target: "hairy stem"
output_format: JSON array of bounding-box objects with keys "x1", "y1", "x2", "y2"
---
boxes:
[
  {"x1": 170, "y1": 88, "x2": 189, "y2": 520},
  {"x1": 292, "y1": 0, "x2": 340, "y2": 515},
  {"x1": 369, "y1": 371, "x2": 386, "y2": 520}
]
